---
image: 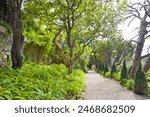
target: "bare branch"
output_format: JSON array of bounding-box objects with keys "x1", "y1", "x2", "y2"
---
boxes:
[
  {"x1": 129, "y1": 34, "x2": 139, "y2": 40},
  {"x1": 145, "y1": 34, "x2": 150, "y2": 39},
  {"x1": 128, "y1": 17, "x2": 136, "y2": 26},
  {"x1": 146, "y1": 0, "x2": 150, "y2": 6},
  {"x1": 141, "y1": 53, "x2": 150, "y2": 59}
]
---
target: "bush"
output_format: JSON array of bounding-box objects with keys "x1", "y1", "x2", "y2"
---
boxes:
[
  {"x1": 134, "y1": 62, "x2": 148, "y2": 95},
  {"x1": 0, "y1": 64, "x2": 85, "y2": 100},
  {"x1": 91, "y1": 65, "x2": 96, "y2": 71},
  {"x1": 113, "y1": 72, "x2": 121, "y2": 81},
  {"x1": 105, "y1": 71, "x2": 110, "y2": 78},
  {"x1": 147, "y1": 77, "x2": 150, "y2": 83},
  {"x1": 67, "y1": 69, "x2": 85, "y2": 99},
  {"x1": 120, "y1": 79, "x2": 134, "y2": 90},
  {"x1": 121, "y1": 60, "x2": 128, "y2": 79},
  {"x1": 110, "y1": 62, "x2": 117, "y2": 78},
  {"x1": 99, "y1": 70, "x2": 103, "y2": 75},
  {"x1": 124, "y1": 79, "x2": 134, "y2": 90},
  {"x1": 103, "y1": 64, "x2": 109, "y2": 76}
]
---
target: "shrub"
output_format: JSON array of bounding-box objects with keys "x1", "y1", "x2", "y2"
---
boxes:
[
  {"x1": 100, "y1": 62, "x2": 105, "y2": 71},
  {"x1": 91, "y1": 65, "x2": 96, "y2": 71},
  {"x1": 121, "y1": 60, "x2": 128, "y2": 79},
  {"x1": 147, "y1": 77, "x2": 150, "y2": 83},
  {"x1": 120, "y1": 79, "x2": 134, "y2": 90},
  {"x1": 110, "y1": 62, "x2": 117, "y2": 78},
  {"x1": 99, "y1": 70, "x2": 103, "y2": 75},
  {"x1": 103, "y1": 64, "x2": 109, "y2": 76},
  {"x1": 0, "y1": 64, "x2": 85, "y2": 100},
  {"x1": 67, "y1": 69, "x2": 85, "y2": 99},
  {"x1": 113, "y1": 72, "x2": 121, "y2": 81},
  {"x1": 105, "y1": 71, "x2": 110, "y2": 78},
  {"x1": 134, "y1": 62, "x2": 148, "y2": 95},
  {"x1": 124, "y1": 79, "x2": 134, "y2": 90}
]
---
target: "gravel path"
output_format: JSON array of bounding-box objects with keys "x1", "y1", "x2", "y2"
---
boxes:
[{"x1": 85, "y1": 71, "x2": 146, "y2": 100}]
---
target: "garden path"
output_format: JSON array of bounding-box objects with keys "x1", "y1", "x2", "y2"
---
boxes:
[{"x1": 85, "y1": 71, "x2": 146, "y2": 100}]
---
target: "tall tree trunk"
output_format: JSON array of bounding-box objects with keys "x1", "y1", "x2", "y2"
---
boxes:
[
  {"x1": 129, "y1": 21, "x2": 148, "y2": 78},
  {"x1": 144, "y1": 55, "x2": 150, "y2": 72},
  {"x1": 8, "y1": 0, "x2": 23, "y2": 68}
]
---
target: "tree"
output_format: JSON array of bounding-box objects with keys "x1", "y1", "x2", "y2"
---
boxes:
[
  {"x1": 143, "y1": 55, "x2": 150, "y2": 72},
  {"x1": 121, "y1": 60, "x2": 128, "y2": 79},
  {"x1": 7, "y1": 0, "x2": 24, "y2": 68},
  {"x1": 94, "y1": 39, "x2": 135, "y2": 69},
  {"x1": 23, "y1": 0, "x2": 127, "y2": 74},
  {"x1": 127, "y1": 0, "x2": 150, "y2": 78},
  {"x1": 134, "y1": 62, "x2": 148, "y2": 95}
]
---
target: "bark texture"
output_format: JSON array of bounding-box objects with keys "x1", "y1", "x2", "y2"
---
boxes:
[
  {"x1": 129, "y1": 20, "x2": 148, "y2": 78},
  {"x1": 144, "y1": 55, "x2": 150, "y2": 72},
  {"x1": 8, "y1": 0, "x2": 24, "y2": 68}
]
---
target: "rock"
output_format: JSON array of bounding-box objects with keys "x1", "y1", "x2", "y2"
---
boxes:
[
  {"x1": 0, "y1": 25, "x2": 12, "y2": 67},
  {"x1": 0, "y1": 25, "x2": 7, "y2": 36}
]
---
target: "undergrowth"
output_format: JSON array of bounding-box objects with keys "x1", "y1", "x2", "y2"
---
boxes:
[{"x1": 0, "y1": 63, "x2": 85, "y2": 100}]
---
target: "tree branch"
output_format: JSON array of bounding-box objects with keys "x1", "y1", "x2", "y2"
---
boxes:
[{"x1": 141, "y1": 53, "x2": 150, "y2": 59}]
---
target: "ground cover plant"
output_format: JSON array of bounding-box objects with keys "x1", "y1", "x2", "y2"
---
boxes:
[{"x1": 0, "y1": 63, "x2": 85, "y2": 100}]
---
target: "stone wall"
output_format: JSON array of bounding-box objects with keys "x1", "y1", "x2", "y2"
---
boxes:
[{"x1": 0, "y1": 25, "x2": 12, "y2": 67}]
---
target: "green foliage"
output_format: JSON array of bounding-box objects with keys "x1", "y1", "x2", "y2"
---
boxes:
[
  {"x1": 125, "y1": 79, "x2": 134, "y2": 90},
  {"x1": 22, "y1": 0, "x2": 128, "y2": 72},
  {"x1": 91, "y1": 65, "x2": 96, "y2": 71},
  {"x1": 99, "y1": 70, "x2": 103, "y2": 75},
  {"x1": 0, "y1": 64, "x2": 85, "y2": 100},
  {"x1": 66, "y1": 69, "x2": 85, "y2": 99},
  {"x1": 103, "y1": 64, "x2": 109, "y2": 76},
  {"x1": 74, "y1": 47, "x2": 91, "y2": 73},
  {"x1": 120, "y1": 79, "x2": 134, "y2": 90},
  {"x1": 147, "y1": 71, "x2": 150, "y2": 82},
  {"x1": 121, "y1": 60, "x2": 128, "y2": 79},
  {"x1": 134, "y1": 62, "x2": 148, "y2": 95},
  {"x1": 105, "y1": 71, "x2": 111, "y2": 78},
  {"x1": 100, "y1": 65, "x2": 135, "y2": 91},
  {"x1": 100, "y1": 62, "x2": 105, "y2": 71},
  {"x1": 110, "y1": 62, "x2": 117, "y2": 78},
  {"x1": 94, "y1": 39, "x2": 135, "y2": 66},
  {"x1": 113, "y1": 72, "x2": 121, "y2": 81},
  {"x1": 147, "y1": 77, "x2": 150, "y2": 83}
]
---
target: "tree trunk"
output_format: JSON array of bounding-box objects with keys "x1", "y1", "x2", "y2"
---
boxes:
[
  {"x1": 68, "y1": 64, "x2": 73, "y2": 74},
  {"x1": 129, "y1": 20, "x2": 148, "y2": 78},
  {"x1": 143, "y1": 55, "x2": 150, "y2": 72},
  {"x1": 8, "y1": 0, "x2": 23, "y2": 68}
]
